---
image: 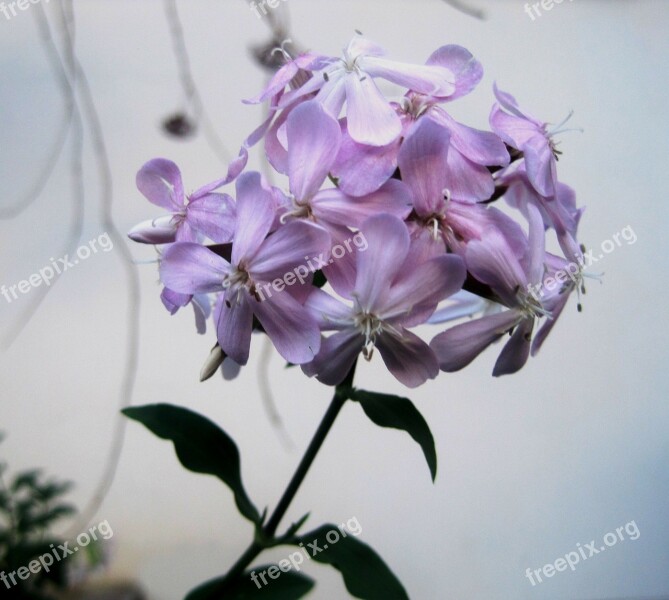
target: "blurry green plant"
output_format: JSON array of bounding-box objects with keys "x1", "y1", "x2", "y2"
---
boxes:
[{"x1": 0, "y1": 433, "x2": 83, "y2": 599}]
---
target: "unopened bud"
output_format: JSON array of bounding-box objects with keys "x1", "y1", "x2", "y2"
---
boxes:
[{"x1": 200, "y1": 344, "x2": 225, "y2": 382}]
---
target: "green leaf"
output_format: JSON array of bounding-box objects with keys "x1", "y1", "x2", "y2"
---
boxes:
[
  {"x1": 288, "y1": 525, "x2": 408, "y2": 600},
  {"x1": 186, "y1": 565, "x2": 314, "y2": 600},
  {"x1": 349, "y1": 390, "x2": 437, "y2": 482},
  {"x1": 123, "y1": 404, "x2": 260, "y2": 523}
]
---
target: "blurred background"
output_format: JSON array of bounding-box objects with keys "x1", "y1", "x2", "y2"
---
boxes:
[{"x1": 1, "y1": 1, "x2": 668, "y2": 598}]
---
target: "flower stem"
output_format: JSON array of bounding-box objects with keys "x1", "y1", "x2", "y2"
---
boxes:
[{"x1": 222, "y1": 362, "x2": 357, "y2": 582}]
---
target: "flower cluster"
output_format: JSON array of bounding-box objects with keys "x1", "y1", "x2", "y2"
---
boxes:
[{"x1": 129, "y1": 35, "x2": 586, "y2": 387}]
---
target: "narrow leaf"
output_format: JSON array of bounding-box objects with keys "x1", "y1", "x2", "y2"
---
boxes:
[
  {"x1": 123, "y1": 404, "x2": 259, "y2": 523},
  {"x1": 350, "y1": 390, "x2": 437, "y2": 482}
]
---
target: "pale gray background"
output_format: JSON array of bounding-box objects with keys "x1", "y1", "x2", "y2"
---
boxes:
[{"x1": 1, "y1": 1, "x2": 667, "y2": 599}]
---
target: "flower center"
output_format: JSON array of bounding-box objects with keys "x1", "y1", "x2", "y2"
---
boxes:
[
  {"x1": 280, "y1": 194, "x2": 313, "y2": 222},
  {"x1": 222, "y1": 268, "x2": 252, "y2": 305},
  {"x1": 354, "y1": 311, "x2": 385, "y2": 360}
]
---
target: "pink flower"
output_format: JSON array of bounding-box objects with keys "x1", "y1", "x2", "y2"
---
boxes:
[
  {"x1": 159, "y1": 172, "x2": 331, "y2": 365},
  {"x1": 302, "y1": 214, "x2": 465, "y2": 388},
  {"x1": 129, "y1": 158, "x2": 239, "y2": 244}
]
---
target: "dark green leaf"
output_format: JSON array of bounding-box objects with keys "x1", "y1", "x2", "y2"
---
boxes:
[
  {"x1": 186, "y1": 564, "x2": 314, "y2": 600},
  {"x1": 288, "y1": 524, "x2": 408, "y2": 600},
  {"x1": 123, "y1": 404, "x2": 259, "y2": 523},
  {"x1": 11, "y1": 470, "x2": 41, "y2": 493},
  {"x1": 350, "y1": 389, "x2": 437, "y2": 482}
]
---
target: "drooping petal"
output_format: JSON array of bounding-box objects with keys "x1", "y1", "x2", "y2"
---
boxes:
[
  {"x1": 186, "y1": 193, "x2": 236, "y2": 243},
  {"x1": 301, "y1": 329, "x2": 363, "y2": 386},
  {"x1": 310, "y1": 179, "x2": 411, "y2": 229},
  {"x1": 425, "y1": 45, "x2": 483, "y2": 100},
  {"x1": 216, "y1": 292, "x2": 254, "y2": 365},
  {"x1": 221, "y1": 357, "x2": 242, "y2": 381},
  {"x1": 192, "y1": 294, "x2": 211, "y2": 335},
  {"x1": 136, "y1": 158, "x2": 184, "y2": 210},
  {"x1": 249, "y1": 220, "x2": 331, "y2": 283},
  {"x1": 252, "y1": 291, "x2": 322, "y2": 364},
  {"x1": 231, "y1": 172, "x2": 276, "y2": 265},
  {"x1": 344, "y1": 73, "x2": 402, "y2": 146},
  {"x1": 354, "y1": 214, "x2": 410, "y2": 312},
  {"x1": 430, "y1": 309, "x2": 521, "y2": 372},
  {"x1": 160, "y1": 243, "x2": 229, "y2": 295},
  {"x1": 287, "y1": 101, "x2": 341, "y2": 201},
  {"x1": 493, "y1": 316, "x2": 534, "y2": 376},
  {"x1": 128, "y1": 215, "x2": 178, "y2": 244},
  {"x1": 376, "y1": 328, "x2": 439, "y2": 388},
  {"x1": 397, "y1": 117, "x2": 450, "y2": 216},
  {"x1": 361, "y1": 55, "x2": 455, "y2": 97},
  {"x1": 160, "y1": 287, "x2": 192, "y2": 315}
]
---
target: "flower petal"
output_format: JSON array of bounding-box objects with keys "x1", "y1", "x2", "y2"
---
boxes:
[
  {"x1": 376, "y1": 329, "x2": 439, "y2": 388},
  {"x1": 493, "y1": 317, "x2": 534, "y2": 376},
  {"x1": 430, "y1": 108, "x2": 509, "y2": 166},
  {"x1": 465, "y1": 228, "x2": 529, "y2": 303},
  {"x1": 354, "y1": 215, "x2": 410, "y2": 312},
  {"x1": 398, "y1": 118, "x2": 450, "y2": 216},
  {"x1": 186, "y1": 193, "x2": 236, "y2": 243},
  {"x1": 250, "y1": 220, "x2": 331, "y2": 283},
  {"x1": 232, "y1": 172, "x2": 276, "y2": 265},
  {"x1": 344, "y1": 73, "x2": 402, "y2": 146},
  {"x1": 160, "y1": 242, "x2": 229, "y2": 295},
  {"x1": 216, "y1": 293, "x2": 254, "y2": 365},
  {"x1": 383, "y1": 254, "x2": 466, "y2": 327},
  {"x1": 361, "y1": 55, "x2": 455, "y2": 97},
  {"x1": 136, "y1": 158, "x2": 184, "y2": 210},
  {"x1": 311, "y1": 179, "x2": 411, "y2": 229},
  {"x1": 425, "y1": 45, "x2": 482, "y2": 100},
  {"x1": 252, "y1": 291, "x2": 322, "y2": 364},
  {"x1": 331, "y1": 120, "x2": 401, "y2": 196},
  {"x1": 304, "y1": 288, "x2": 354, "y2": 331},
  {"x1": 287, "y1": 101, "x2": 341, "y2": 201},
  {"x1": 430, "y1": 309, "x2": 521, "y2": 372},
  {"x1": 301, "y1": 330, "x2": 363, "y2": 386}
]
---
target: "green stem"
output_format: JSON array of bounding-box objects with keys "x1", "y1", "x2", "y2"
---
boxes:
[{"x1": 222, "y1": 362, "x2": 357, "y2": 582}]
